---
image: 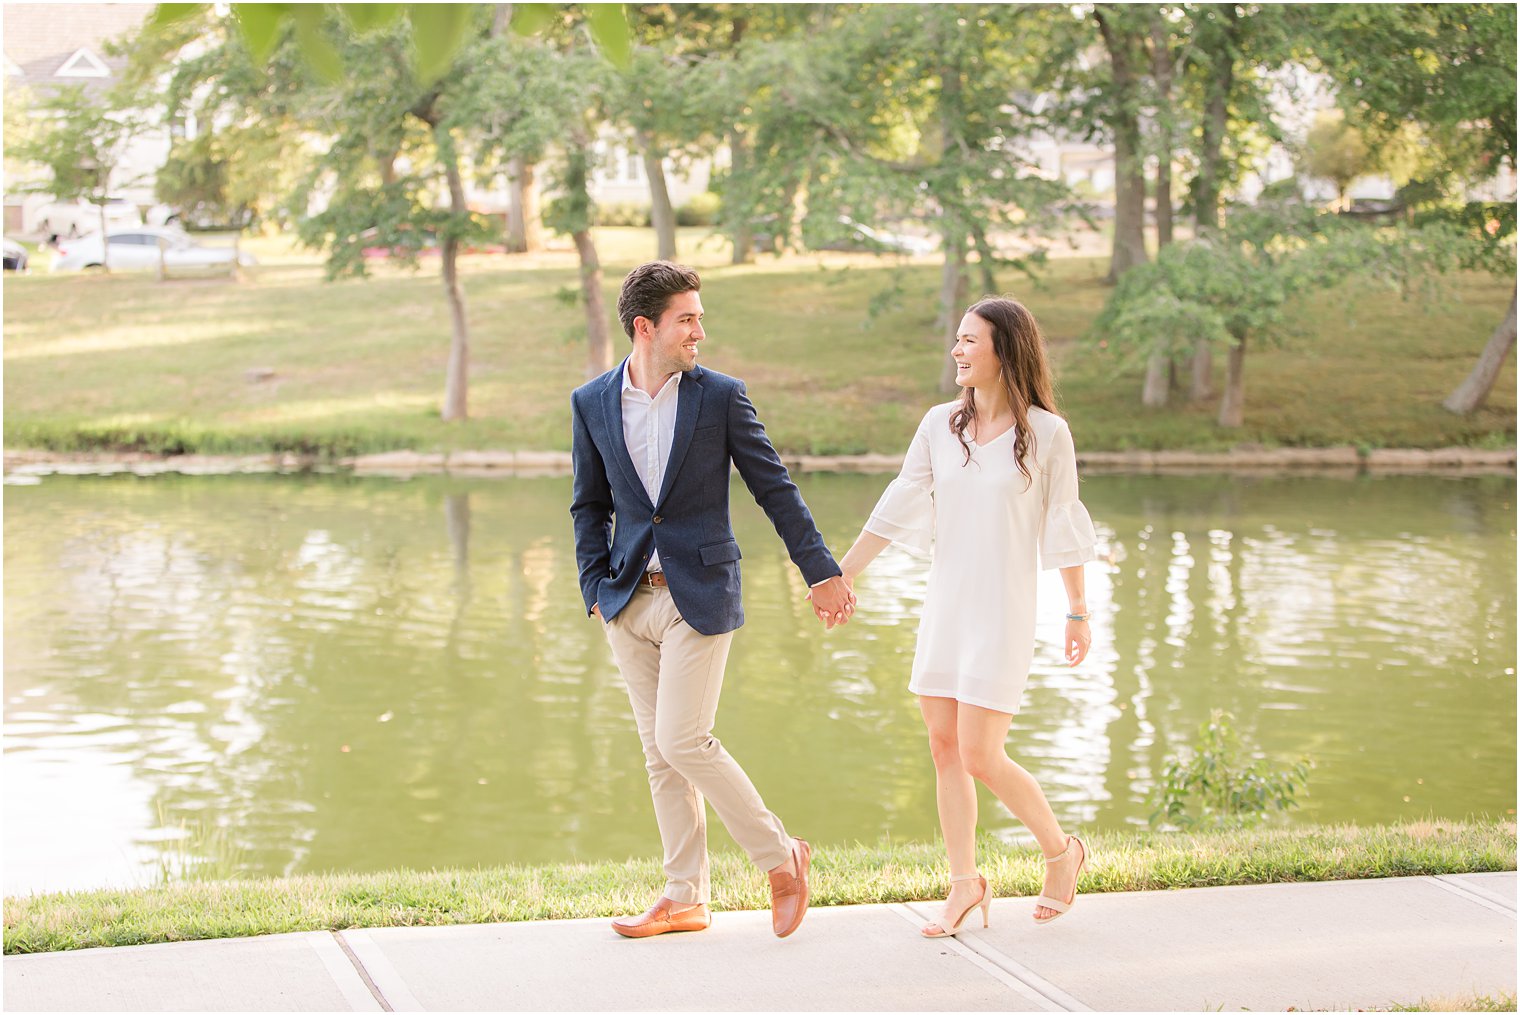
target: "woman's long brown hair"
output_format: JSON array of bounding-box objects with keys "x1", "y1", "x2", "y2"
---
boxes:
[{"x1": 948, "y1": 297, "x2": 1059, "y2": 484}]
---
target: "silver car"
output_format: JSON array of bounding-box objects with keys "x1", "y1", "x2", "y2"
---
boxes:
[
  {"x1": 49, "y1": 227, "x2": 256, "y2": 273},
  {"x1": 4, "y1": 237, "x2": 28, "y2": 272}
]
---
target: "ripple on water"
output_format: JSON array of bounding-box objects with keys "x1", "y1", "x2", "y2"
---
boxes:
[{"x1": 2, "y1": 472, "x2": 1514, "y2": 893}]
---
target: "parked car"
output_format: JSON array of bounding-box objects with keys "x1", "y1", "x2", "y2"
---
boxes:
[
  {"x1": 4, "y1": 237, "x2": 29, "y2": 272},
  {"x1": 35, "y1": 198, "x2": 142, "y2": 239},
  {"x1": 50, "y1": 226, "x2": 257, "y2": 273}
]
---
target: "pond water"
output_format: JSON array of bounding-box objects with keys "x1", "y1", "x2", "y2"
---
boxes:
[{"x1": 4, "y1": 472, "x2": 1514, "y2": 895}]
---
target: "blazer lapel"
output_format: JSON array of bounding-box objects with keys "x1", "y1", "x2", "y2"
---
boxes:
[
  {"x1": 655, "y1": 367, "x2": 705, "y2": 509},
  {"x1": 602, "y1": 359, "x2": 653, "y2": 511}
]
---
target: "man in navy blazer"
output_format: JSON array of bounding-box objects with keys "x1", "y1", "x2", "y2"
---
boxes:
[{"x1": 571, "y1": 261, "x2": 855, "y2": 939}]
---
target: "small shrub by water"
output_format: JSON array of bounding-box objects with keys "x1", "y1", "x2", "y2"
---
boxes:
[{"x1": 1149, "y1": 710, "x2": 1314, "y2": 830}]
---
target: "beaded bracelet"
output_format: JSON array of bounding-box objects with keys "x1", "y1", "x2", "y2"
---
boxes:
[{"x1": 1066, "y1": 612, "x2": 1090, "y2": 622}]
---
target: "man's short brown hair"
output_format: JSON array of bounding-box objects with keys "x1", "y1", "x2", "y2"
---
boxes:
[{"x1": 617, "y1": 260, "x2": 702, "y2": 340}]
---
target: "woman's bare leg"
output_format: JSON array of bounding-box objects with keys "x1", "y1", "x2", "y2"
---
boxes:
[
  {"x1": 918, "y1": 695, "x2": 984, "y2": 930},
  {"x1": 956, "y1": 703, "x2": 1082, "y2": 921}
]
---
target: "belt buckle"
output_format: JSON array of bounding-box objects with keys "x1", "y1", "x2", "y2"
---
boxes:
[{"x1": 644, "y1": 570, "x2": 664, "y2": 588}]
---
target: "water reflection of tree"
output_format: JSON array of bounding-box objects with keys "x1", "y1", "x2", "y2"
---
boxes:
[{"x1": 4, "y1": 472, "x2": 1514, "y2": 889}]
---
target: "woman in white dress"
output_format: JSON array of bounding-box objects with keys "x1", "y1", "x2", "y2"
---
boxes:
[{"x1": 834, "y1": 297, "x2": 1098, "y2": 938}]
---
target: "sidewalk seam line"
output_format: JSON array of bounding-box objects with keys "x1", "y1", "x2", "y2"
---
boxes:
[
  {"x1": 1428, "y1": 875, "x2": 1518, "y2": 916},
  {"x1": 332, "y1": 931, "x2": 394, "y2": 1012},
  {"x1": 890, "y1": 903, "x2": 1081, "y2": 1012}
]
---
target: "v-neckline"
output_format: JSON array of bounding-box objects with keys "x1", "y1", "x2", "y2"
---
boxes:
[{"x1": 969, "y1": 425, "x2": 1015, "y2": 449}]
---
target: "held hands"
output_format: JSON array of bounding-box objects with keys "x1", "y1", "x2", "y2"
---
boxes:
[{"x1": 806, "y1": 574, "x2": 856, "y2": 630}]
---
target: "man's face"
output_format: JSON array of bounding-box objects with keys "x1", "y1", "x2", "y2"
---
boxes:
[{"x1": 640, "y1": 290, "x2": 705, "y2": 374}]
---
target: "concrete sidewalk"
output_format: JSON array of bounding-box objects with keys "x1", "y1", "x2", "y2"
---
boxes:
[{"x1": 5, "y1": 873, "x2": 1515, "y2": 1012}]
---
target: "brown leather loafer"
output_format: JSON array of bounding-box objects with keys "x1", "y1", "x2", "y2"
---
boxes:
[
  {"x1": 768, "y1": 837, "x2": 812, "y2": 938},
  {"x1": 611, "y1": 897, "x2": 712, "y2": 939}
]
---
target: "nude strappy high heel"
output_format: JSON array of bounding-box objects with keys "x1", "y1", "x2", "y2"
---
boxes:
[
  {"x1": 1033, "y1": 835, "x2": 1088, "y2": 924},
  {"x1": 921, "y1": 872, "x2": 992, "y2": 939}
]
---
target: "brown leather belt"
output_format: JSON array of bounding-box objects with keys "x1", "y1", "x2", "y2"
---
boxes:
[{"x1": 639, "y1": 571, "x2": 668, "y2": 588}]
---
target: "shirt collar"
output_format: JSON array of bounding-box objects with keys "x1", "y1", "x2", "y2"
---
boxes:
[{"x1": 621, "y1": 360, "x2": 682, "y2": 400}]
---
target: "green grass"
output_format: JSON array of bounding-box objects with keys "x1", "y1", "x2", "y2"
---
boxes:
[
  {"x1": 3, "y1": 228, "x2": 1514, "y2": 457},
  {"x1": 4, "y1": 819, "x2": 1512, "y2": 954},
  {"x1": 1388, "y1": 995, "x2": 1518, "y2": 1012}
]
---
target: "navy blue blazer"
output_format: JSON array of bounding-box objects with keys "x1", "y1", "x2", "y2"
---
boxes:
[{"x1": 570, "y1": 360, "x2": 840, "y2": 636}]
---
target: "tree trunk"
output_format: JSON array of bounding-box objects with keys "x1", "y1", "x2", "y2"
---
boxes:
[
  {"x1": 1443, "y1": 293, "x2": 1517, "y2": 414},
  {"x1": 640, "y1": 134, "x2": 677, "y2": 261},
  {"x1": 937, "y1": 230, "x2": 968, "y2": 394},
  {"x1": 99, "y1": 201, "x2": 110, "y2": 273},
  {"x1": 506, "y1": 158, "x2": 542, "y2": 253},
  {"x1": 1193, "y1": 3, "x2": 1235, "y2": 236},
  {"x1": 438, "y1": 129, "x2": 471, "y2": 422},
  {"x1": 1191, "y1": 343, "x2": 1214, "y2": 401},
  {"x1": 575, "y1": 229, "x2": 612, "y2": 378},
  {"x1": 1217, "y1": 331, "x2": 1247, "y2": 427},
  {"x1": 934, "y1": 19, "x2": 970, "y2": 395},
  {"x1": 1142, "y1": 351, "x2": 1170, "y2": 407},
  {"x1": 726, "y1": 15, "x2": 752, "y2": 265},
  {"x1": 969, "y1": 221, "x2": 998, "y2": 295},
  {"x1": 1097, "y1": 9, "x2": 1149, "y2": 285},
  {"x1": 775, "y1": 175, "x2": 802, "y2": 253},
  {"x1": 1150, "y1": 15, "x2": 1174, "y2": 249},
  {"x1": 1190, "y1": 5, "x2": 1234, "y2": 401},
  {"x1": 1154, "y1": 161, "x2": 1173, "y2": 247},
  {"x1": 727, "y1": 131, "x2": 753, "y2": 264}
]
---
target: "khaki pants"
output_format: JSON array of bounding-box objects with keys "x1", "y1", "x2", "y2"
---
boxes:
[{"x1": 603, "y1": 584, "x2": 791, "y2": 903}]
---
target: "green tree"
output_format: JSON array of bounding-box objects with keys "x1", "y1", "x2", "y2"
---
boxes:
[
  {"x1": 530, "y1": 30, "x2": 620, "y2": 378},
  {"x1": 742, "y1": 4, "x2": 1072, "y2": 390},
  {"x1": 1093, "y1": 207, "x2": 1510, "y2": 428},
  {"x1": 141, "y1": 2, "x2": 630, "y2": 417},
  {"x1": 1309, "y1": 3, "x2": 1518, "y2": 414},
  {"x1": 1157, "y1": 4, "x2": 1298, "y2": 405},
  {"x1": 126, "y1": 5, "x2": 310, "y2": 233},
  {"x1": 10, "y1": 84, "x2": 149, "y2": 269},
  {"x1": 1092, "y1": 4, "x2": 1151, "y2": 285},
  {"x1": 1301, "y1": 109, "x2": 1371, "y2": 211},
  {"x1": 604, "y1": 6, "x2": 738, "y2": 262}
]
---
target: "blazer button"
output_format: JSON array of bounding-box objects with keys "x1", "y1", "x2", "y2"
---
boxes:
[{"x1": 652, "y1": 515, "x2": 663, "y2": 524}]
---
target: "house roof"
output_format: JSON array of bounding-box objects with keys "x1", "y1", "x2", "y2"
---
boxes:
[{"x1": 3, "y1": 3, "x2": 155, "y2": 99}]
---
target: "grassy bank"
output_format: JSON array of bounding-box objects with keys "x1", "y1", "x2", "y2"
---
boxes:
[
  {"x1": 4, "y1": 820, "x2": 1512, "y2": 954},
  {"x1": 4, "y1": 228, "x2": 1515, "y2": 457}
]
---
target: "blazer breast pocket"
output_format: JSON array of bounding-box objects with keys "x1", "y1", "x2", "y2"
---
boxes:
[{"x1": 692, "y1": 425, "x2": 720, "y2": 443}]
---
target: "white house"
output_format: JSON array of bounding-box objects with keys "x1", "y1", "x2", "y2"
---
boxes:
[{"x1": 3, "y1": 3, "x2": 173, "y2": 234}]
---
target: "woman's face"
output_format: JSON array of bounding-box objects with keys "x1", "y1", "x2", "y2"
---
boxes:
[{"x1": 952, "y1": 313, "x2": 1000, "y2": 389}]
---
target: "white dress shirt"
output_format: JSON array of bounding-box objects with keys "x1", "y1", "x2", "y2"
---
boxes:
[{"x1": 621, "y1": 362, "x2": 681, "y2": 572}]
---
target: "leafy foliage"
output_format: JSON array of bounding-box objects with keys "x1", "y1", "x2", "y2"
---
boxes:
[
  {"x1": 7, "y1": 84, "x2": 149, "y2": 204},
  {"x1": 150, "y1": 3, "x2": 630, "y2": 83},
  {"x1": 1150, "y1": 710, "x2": 1312, "y2": 831},
  {"x1": 1093, "y1": 205, "x2": 1515, "y2": 377},
  {"x1": 1301, "y1": 110, "x2": 1372, "y2": 206},
  {"x1": 1310, "y1": 4, "x2": 1516, "y2": 178}
]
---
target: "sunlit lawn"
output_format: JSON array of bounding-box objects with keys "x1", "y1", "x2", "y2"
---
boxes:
[
  {"x1": 4, "y1": 820, "x2": 1512, "y2": 954},
  {"x1": 3, "y1": 227, "x2": 1514, "y2": 455}
]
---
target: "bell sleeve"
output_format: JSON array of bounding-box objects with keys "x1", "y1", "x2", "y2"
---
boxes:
[
  {"x1": 1039, "y1": 421, "x2": 1098, "y2": 570},
  {"x1": 863, "y1": 413, "x2": 935, "y2": 557}
]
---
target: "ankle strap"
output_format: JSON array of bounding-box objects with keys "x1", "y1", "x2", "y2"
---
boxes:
[
  {"x1": 950, "y1": 872, "x2": 982, "y2": 882},
  {"x1": 1046, "y1": 835, "x2": 1084, "y2": 863}
]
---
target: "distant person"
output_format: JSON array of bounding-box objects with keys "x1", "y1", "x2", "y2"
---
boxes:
[
  {"x1": 833, "y1": 296, "x2": 1098, "y2": 937},
  {"x1": 569, "y1": 260, "x2": 856, "y2": 939}
]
